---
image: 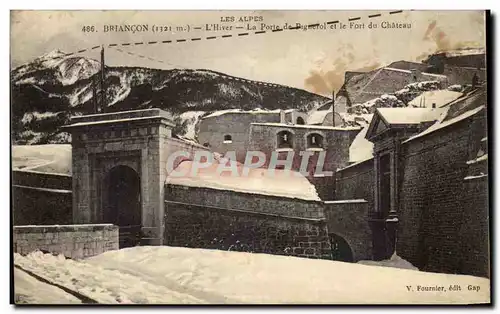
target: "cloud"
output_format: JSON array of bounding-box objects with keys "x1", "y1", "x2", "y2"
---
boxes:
[{"x1": 304, "y1": 57, "x2": 380, "y2": 96}]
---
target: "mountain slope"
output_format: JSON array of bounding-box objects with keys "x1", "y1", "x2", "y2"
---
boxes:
[{"x1": 11, "y1": 50, "x2": 328, "y2": 144}]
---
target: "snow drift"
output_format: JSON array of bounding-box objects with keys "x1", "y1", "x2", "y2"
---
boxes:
[{"x1": 14, "y1": 247, "x2": 490, "y2": 304}]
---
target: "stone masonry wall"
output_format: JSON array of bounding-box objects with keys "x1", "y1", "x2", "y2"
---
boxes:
[
  {"x1": 12, "y1": 170, "x2": 73, "y2": 225},
  {"x1": 335, "y1": 159, "x2": 374, "y2": 204},
  {"x1": 164, "y1": 201, "x2": 332, "y2": 260},
  {"x1": 459, "y1": 175, "x2": 489, "y2": 278},
  {"x1": 398, "y1": 114, "x2": 488, "y2": 276},
  {"x1": 166, "y1": 184, "x2": 324, "y2": 219},
  {"x1": 324, "y1": 200, "x2": 372, "y2": 261},
  {"x1": 13, "y1": 224, "x2": 119, "y2": 260}
]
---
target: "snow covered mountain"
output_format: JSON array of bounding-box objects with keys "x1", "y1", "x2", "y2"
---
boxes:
[{"x1": 11, "y1": 50, "x2": 328, "y2": 144}]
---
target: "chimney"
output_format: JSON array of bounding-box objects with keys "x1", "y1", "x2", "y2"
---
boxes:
[
  {"x1": 280, "y1": 110, "x2": 286, "y2": 124},
  {"x1": 331, "y1": 90, "x2": 336, "y2": 127}
]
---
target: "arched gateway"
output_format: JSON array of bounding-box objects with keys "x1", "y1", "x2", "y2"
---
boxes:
[
  {"x1": 63, "y1": 109, "x2": 174, "y2": 246},
  {"x1": 105, "y1": 165, "x2": 141, "y2": 248}
]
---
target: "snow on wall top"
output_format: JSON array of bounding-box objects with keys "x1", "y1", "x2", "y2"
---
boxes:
[
  {"x1": 384, "y1": 67, "x2": 448, "y2": 78},
  {"x1": 203, "y1": 108, "x2": 295, "y2": 119},
  {"x1": 251, "y1": 122, "x2": 360, "y2": 131},
  {"x1": 166, "y1": 160, "x2": 321, "y2": 201},
  {"x1": 408, "y1": 90, "x2": 463, "y2": 108},
  {"x1": 377, "y1": 108, "x2": 445, "y2": 125},
  {"x1": 440, "y1": 47, "x2": 486, "y2": 57}
]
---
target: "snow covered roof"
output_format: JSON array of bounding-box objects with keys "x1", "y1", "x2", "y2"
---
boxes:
[
  {"x1": 307, "y1": 110, "x2": 331, "y2": 125},
  {"x1": 339, "y1": 66, "x2": 450, "y2": 106},
  {"x1": 376, "y1": 108, "x2": 445, "y2": 125},
  {"x1": 408, "y1": 90, "x2": 463, "y2": 108},
  {"x1": 251, "y1": 122, "x2": 360, "y2": 131},
  {"x1": 349, "y1": 126, "x2": 373, "y2": 163},
  {"x1": 403, "y1": 105, "x2": 485, "y2": 143},
  {"x1": 166, "y1": 160, "x2": 321, "y2": 201}
]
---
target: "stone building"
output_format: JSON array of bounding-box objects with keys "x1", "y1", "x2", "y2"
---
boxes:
[
  {"x1": 198, "y1": 109, "x2": 308, "y2": 163},
  {"x1": 248, "y1": 122, "x2": 359, "y2": 200},
  {"x1": 335, "y1": 65, "x2": 449, "y2": 111},
  {"x1": 335, "y1": 85, "x2": 489, "y2": 277}
]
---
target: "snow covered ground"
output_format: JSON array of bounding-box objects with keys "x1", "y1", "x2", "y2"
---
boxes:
[
  {"x1": 14, "y1": 268, "x2": 81, "y2": 304},
  {"x1": 358, "y1": 252, "x2": 419, "y2": 270},
  {"x1": 14, "y1": 247, "x2": 490, "y2": 304},
  {"x1": 12, "y1": 144, "x2": 72, "y2": 174}
]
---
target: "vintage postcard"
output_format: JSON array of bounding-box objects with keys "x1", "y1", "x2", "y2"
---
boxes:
[{"x1": 11, "y1": 10, "x2": 490, "y2": 305}]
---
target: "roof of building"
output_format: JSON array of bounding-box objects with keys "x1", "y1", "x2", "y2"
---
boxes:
[
  {"x1": 386, "y1": 60, "x2": 432, "y2": 72},
  {"x1": 349, "y1": 126, "x2": 373, "y2": 163},
  {"x1": 166, "y1": 159, "x2": 321, "y2": 201},
  {"x1": 408, "y1": 90, "x2": 463, "y2": 108},
  {"x1": 339, "y1": 113, "x2": 373, "y2": 126},
  {"x1": 403, "y1": 86, "x2": 487, "y2": 143},
  {"x1": 403, "y1": 105, "x2": 485, "y2": 143},
  {"x1": 337, "y1": 65, "x2": 449, "y2": 105},
  {"x1": 307, "y1": 110, "x2": 333, "y2": 125},
  {"x1": 376, "y1": 107, "x2": 445, "y2": 125}
]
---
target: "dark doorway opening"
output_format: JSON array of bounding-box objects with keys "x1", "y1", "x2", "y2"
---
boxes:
[
  {"x1": 329, "y1": 233, "x2": 354, "y2": 262},
  {"x1": 380, "y1": 153, "x2": 391, "y2": 217},
  {"x1": 105, "y1": 165, "x2": 142, "y2": 248}
]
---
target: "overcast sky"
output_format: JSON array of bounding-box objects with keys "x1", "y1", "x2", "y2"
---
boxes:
[{"x1": 11, "y1": 10, "x2": 485, "y2": 95}]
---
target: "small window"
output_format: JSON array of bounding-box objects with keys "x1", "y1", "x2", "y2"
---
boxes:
[
  {"x1": 277, "y1": 130, "x2": 293, "y2": 149},
  {"x1": 223, "y1": 135, "x2": 232, "y2": 144},
  {"x1": 307, "y1": 133, "x2": 324, "y2": 149},
  {"x1": 203, "y1": 142, "x2": 210, "y2": 148},
  {"x1": 296, "y1": 117, "x2": 305, "y2": 125}
]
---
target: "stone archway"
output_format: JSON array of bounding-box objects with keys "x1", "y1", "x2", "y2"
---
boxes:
[
  {"x1": 329, "y1": 233, "x2": 354, "y2": 262},
  {"x1": 104, "y1": 165, "x2": 142, "y2": 248}
]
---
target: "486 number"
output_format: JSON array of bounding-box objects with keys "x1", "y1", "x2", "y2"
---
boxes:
[{"x1": 82, "y1": 25, "x2": 96, "y2": 32}]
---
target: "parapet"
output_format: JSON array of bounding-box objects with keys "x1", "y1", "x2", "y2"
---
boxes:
[{"x1": 64, "y1": 108, "x2": 174, "y2": 129}]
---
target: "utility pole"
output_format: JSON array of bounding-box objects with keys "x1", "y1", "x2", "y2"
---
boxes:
[
  {"x1": 331, "y1": 90, "x2": 336, "y2": 127},
  {"x1": 100, "y1": 46, "x2": 106, "y2": 113},
  {"x1": 92, "y1": 76, "x2": 98, "y2": 113}
]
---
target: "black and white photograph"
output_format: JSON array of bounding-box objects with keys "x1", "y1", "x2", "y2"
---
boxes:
[{"x1": 9, "y1": 9, "x2": 491, "y2": 304}]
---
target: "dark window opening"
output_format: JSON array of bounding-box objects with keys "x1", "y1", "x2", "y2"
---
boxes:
[
  {"x1": 307, "y1": 133, "x2": 324, "y2": 149},
  {"x1": 223, "y1": 134, "x2": 232, "y2": 143},
  {"x1": 277, "y1": 131, "x2": 294, "y2": 149},
  {"x1": 379, "y1": 154, "x2": 391, "y2": 217},
  {"x1": 203, "y1": 142, "x2": 210, "y2": 148},
  {"x1": 296, "y1": 117, "x2": 305, "y2": 125}
]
